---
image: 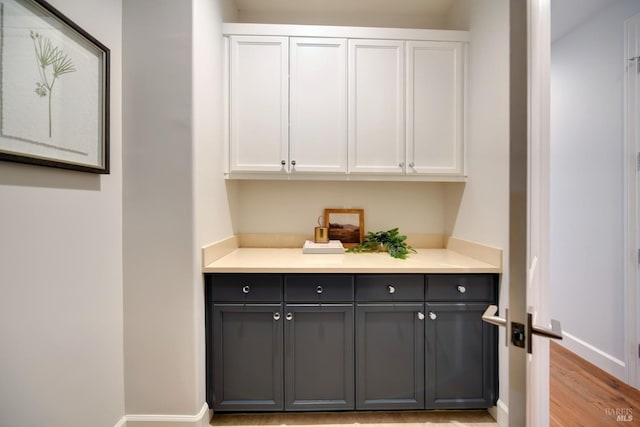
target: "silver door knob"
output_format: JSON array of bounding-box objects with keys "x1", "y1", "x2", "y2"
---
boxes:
[
  {"x1": 316, "y1": 285, "x2": 323, "y2": 294},
  {"x1": 273, "y1": 312, "x2": 281, "y2": 321},
  {"x1": 387, "y1": 285, "x2": 396, "y2": 294},
  {"x1": 417, "y1": 312, "x2": 425, "y2": 320},
  {"x1": 457, "y1": 285, "x2": 466, "y2": 294},
  {"x1": 428, "y1": 311, "x2": 437, "y2": 320},
  {"x1": 286, "y1": 313, "x2": 293, "y2": 321},
  {"x1": 242, "y1": 285, "x2": 250, "y2": 294}
]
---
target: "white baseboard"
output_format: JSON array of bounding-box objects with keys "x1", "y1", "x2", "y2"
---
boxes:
[
  {"x1": 117, "y1": 403, "x2": 210, "y2": 427},
  {"x1": 488, "y1": 399, "x2": 508, "y2": 427},
  {"x1": 560, "y1": 331, "x2": 627, "y2": 382}
]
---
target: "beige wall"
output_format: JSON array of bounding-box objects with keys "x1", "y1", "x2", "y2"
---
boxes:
[
  {"x1": 229, "y1": 181, "x2": 446, "y2": 236},
  {"x1": 0, "y1": 0, "x2": 125, "y2": 426},
  {"x1": 446, "y1": 0, "x2": 510, "y2": 421}
]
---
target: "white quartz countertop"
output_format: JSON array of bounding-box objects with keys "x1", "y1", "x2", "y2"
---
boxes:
[{"x1": 202, "y1": 248, "x2": 501, "y2": 274}]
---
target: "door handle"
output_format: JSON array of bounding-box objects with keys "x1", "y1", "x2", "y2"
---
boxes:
[
  {"x1": 481, "y1": 305, "x2": 506, "y2": 328},
  {"x1": 482, "y1": 304, "x2": 562, "y2": 354}
]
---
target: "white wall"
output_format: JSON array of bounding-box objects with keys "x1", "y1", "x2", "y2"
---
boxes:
[
  {"x1": 550, "y1": 0, "x2": 640, "y2": 380},
  {"x1": 123, "y1": 0, "x2": 235, "y2": 420},
  {"x1": 193, "y1": 0, "x2": 237, "y2": 412},
  {"x1": 123, "y1": 0, "x2": 198, "y2": 416},
  {"x1": 0, "y1": 0, "x2": 125, "y2": 426},
  {"x1": 446, "y1": 0, "x2": 510, "y2": 420}
]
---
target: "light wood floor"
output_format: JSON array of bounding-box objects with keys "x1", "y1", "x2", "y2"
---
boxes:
[
  {"x1": 210, "y1": 410, "x2": 498, "y2": 426},
  {"x1": 550, "y1": 341, "x2": 640, "y2": 426},
  {"x1": 210, "y1": 343, "x2": 640, "y2": 426}
]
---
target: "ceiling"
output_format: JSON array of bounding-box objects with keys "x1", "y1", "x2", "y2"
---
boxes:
[{"x1": 234, "y1": 0, "x2": 456, "y2": 16}]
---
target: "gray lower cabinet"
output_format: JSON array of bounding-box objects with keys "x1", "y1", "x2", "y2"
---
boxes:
[
  {"x1": 206, "y1": 272, "x2": 498, "y2": 413},
  {"x1": 425, "y1": 302, "x2": 497, "y2": 409},
  {"x1": 424, "y1": 274, "x2": 498, "y2": 409},
  {"x1": 284, "y1": 304, "x2": 354, "y2": 411},
  {"x1": 356, "y1": 303, "x2": 425, "y2": 410},
  {"x1": 212, "y1": 303, "x2": 284, "y2": 411}
]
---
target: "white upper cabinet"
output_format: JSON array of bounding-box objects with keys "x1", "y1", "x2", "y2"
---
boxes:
[
  {"x1": 224, "y1": 24, "x2": 468, "y2": 181},
  {"x1": 229, "y1": 36, "x2": 289, "y2": 173},
  {"x1": 348, "y1": 39, "x2": 405, "y2": 175},
  {"x1": 290, "y1": 38, "x2": 347, "y2": 174},
  {"x1": 406, "y1": 41, "x2": 465, "y2": 176}
]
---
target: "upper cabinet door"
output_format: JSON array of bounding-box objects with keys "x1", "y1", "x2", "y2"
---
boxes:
[
  {"x1": 348, "y1": 40, "x2": 405, "y2": 175},
  {"x1": 406, "y1": 41, "x2": 465, "y2": 176},
  {"x1": 229, "y1": 36, "x2": 289, "y2": 173},
  {"x1": 290, "y1": 38, "x2": 347, "y2": 174}
]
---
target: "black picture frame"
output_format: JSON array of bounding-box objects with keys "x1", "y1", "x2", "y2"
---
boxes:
[{"x1": 0, "y1": 0, "x2": 110, "y2": 173}]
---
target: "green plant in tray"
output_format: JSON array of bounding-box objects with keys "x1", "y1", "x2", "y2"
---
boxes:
[{"x1": 347, "y1": 227, "x2": 416, "y2": 259}]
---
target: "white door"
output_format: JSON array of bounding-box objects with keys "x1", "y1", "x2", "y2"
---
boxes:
[
  {"x1": 229, "y1": 36, "x2": 289, "y2": 173},
  {"x1": 290, "y1": 37, "x2": 347, "y2": 174},
  {"x1": 406, "y1": 41, "x2": 465, "y2": 176},
  {"x1": 483, "y1": 2, "x2": 561, "y2": 425},
  {"x1": 348, "y1": 39, "x2": 405, "y2": 175}
]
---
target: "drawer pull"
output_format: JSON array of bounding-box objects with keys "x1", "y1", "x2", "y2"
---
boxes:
[
  {"x1": 286, "y1": 313, "x2": 294, "y2": 321},
  {"x1": 417, "y1": 312, "x2": 425, "y2": 320},
  {"x1": 429, "y1": 311, "x2": 437, "y2": 320},
  {"x1": 316, "y1": 285, "x2": 323, "y2": 294},
  {"x1": 457, "y1": 285, "x2": 466, "y2": 294},
  {"x1": 242, "y1": 285, "x2": 251, "y2": 294},
  {"x1": 387, "y1": 285, "x2": 396, "y2": 294},
  {"x1": 273, "y1": 312, "x2": 281, "y2": 321}
]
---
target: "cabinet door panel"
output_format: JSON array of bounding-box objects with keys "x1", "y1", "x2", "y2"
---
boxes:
[
  {"x1": 348, "y1": 40, "x2": 405, "y2": 174},
  {"x1": 285, "y1": 304, "x2": 354, "y2": 410},
  {"x1": 406, "y1": 41, "x2": 464, "y2": 176},
  {"x1": 290, "y1": 38, "x2": 347, "y2": 173},
  {"x1": 356, "y1": 303, "x2": 424, "y2": 410},
  {"x1": 425, "y1": 302, "x2": 497, "y2": 409},
  {"x1": 229, "y1": 36, "x2": 289, "y2": 172},
  {"x1": 213, "y1": 304, "x2": 284, "y2": 411}
]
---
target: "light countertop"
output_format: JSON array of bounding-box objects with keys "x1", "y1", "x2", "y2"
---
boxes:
[{"x1": 202, "y1": 248, "x2": 501, "y2": 274}]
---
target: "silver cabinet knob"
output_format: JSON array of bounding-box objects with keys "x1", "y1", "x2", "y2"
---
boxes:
[
  {"x1": 409, "y1": 162, "x2": 415, "y2": 168},
  {"x1": 387, "y1": 285, "x2": 396, "y2": 294},
  {"x1": 457, "y1": 285, "x2": 466, "y2": 294},
  {"x1": 429, "y1": 311, "x2": 437, "y2": 320},
  {"x1": 316, "y1": 285, "x2": 323, "y2": 294},
  {"x1": 286, "y1": 313, "x2": 293, "y2": 321},
  {"x1": 291, "y1": 160, "x2": 296, "y2": 166},
  {"x1": 273, "y1": 312, "x2": 281, "y2": 321},
  {"x1": 417, "y1": 312, "x2": 425, "y2": 320},
  {"x1": 399, "y1": 162, "x2": 405, "y2": 168},
  {"x1": 281, "y1": 160, "x2": 286, "y2": 166},
  {"x1": 242, "y1": 285, "x2": 250, "y2": 294}
]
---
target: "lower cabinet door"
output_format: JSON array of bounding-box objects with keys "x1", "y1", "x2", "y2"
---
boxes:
[
  {"x1": 284, "y1": 304, "x2": 355, "y2": 410},
  {"x1": 356, "y1": 303, "x2": 425, "y2": 410},
  {"x1": 212, "y1": 304, "x2": 284, "y2": 411},
  {"x1": 425, "y1": 302, "x2": 498, "y2": 409}
]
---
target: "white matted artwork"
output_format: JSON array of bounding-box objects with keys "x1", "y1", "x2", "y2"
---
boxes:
[{"x1": 0, "y1": 0, "x2": 109, "y2": 173}]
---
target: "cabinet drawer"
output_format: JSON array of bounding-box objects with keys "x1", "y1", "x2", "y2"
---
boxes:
[
  {"x1": 426, "y1": 274, "x2": 496, "y2": 302},
  {"x1": 211, "y1": 274, "x2": 282, "y2": 302},
  {"x1": 285, "y1": 274, "x2": 354, "y2": 302},
  {"x1": 355, "y1": 275, "x2": 424, "y2": 301}
]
